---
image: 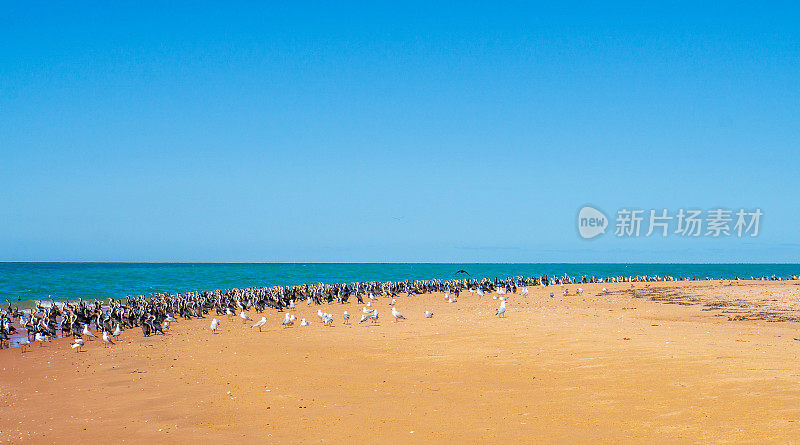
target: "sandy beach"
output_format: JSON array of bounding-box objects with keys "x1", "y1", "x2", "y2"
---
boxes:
[{"x1": 3, "y1": 280, "x2": 800, "y2": 443}]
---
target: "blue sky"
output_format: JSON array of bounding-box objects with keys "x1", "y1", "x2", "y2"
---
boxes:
[{"x1": 1, "y1": 1, "x2": 798, "y2": 262}]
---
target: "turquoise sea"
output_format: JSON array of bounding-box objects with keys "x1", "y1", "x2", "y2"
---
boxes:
[{"x1": 1, "y1": 263, "x2": 799, "y2": 302}]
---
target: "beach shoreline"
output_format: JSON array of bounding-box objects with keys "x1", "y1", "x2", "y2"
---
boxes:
[{"x1": 3, "y1": 279, "x2": 800, "y2": 443}]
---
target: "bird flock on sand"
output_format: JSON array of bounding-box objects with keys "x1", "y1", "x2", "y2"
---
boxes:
[{"x1": 2, "y1": 273, "x2": 794, "y2": 352}]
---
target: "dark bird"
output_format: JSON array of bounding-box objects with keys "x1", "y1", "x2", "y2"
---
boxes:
[{"x1": 455, "y1": 270, "x2": 470, "y2": 275}]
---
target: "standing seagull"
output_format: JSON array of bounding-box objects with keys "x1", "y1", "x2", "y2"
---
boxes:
[
  {"x1": 82, "y1": 324, "x2": 98, "y2": 341},
  {"x1": 282, "y1": 313, "x2": 294, "y2": 327},
  {"x1": 210, "y1": 318, "x2": 220, "y2": 334},
  {"x1": 240, "y1": 310, "x2": 252, "y2": 324},
  {"x1": 252, "y1": 316, "x2": 267, "y2": 332},
  {"x1": 17, "y1": 337, "x2": 31, "y2": 353},
  {"x1": 391, "y1": 307, "x2": 406, "y2": 322},
  {"x1": 35, "y1": 332, "x2": 50, "y2": 345},
  {"x1": 71, "y1": 337, "x2": 85, "y2": 352},
  {"x1": 496, "y1": 300, "x2": 506, "y2": 317},
  {"x1": 425, "y1": 311, "x2": 433, "y2": 318},
  {"x1": 102, "y1": 330, "x2": 115, "y2": 346},
  {"x1": 112, "y1": 323, "x2": 121, "y2": 338},
  {"x1": 343, "y1": 311, "x2": 350, "y2": 324}
]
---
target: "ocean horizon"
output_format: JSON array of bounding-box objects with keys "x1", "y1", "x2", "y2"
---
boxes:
[{"x1": 2, "y1": 262, "x2": 799, "y2": 302}]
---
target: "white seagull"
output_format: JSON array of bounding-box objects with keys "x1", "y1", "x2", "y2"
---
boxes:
[
  {"x1": 496, "y1": 300, "x2": 506, "y2": 317},
  {"x1": 300, "y1": 318, "x2": 309, "y2": 326},
  {"x1": 282, "y1": 313, "x2": 294, "y2": 327},
  {"x1": 210, "y1": 318, "x2": 220, "y2": 334},
  {"x1": 343, "y1": 311, "x2": 350, "y2": 324},
  {"x1": 17, "y1": 337, "x2": 31, "y2": 353},
  {"x1": 240, "y1": 310, "x2": 252, "y2": 324},
  {"x1": 102, "y1": 331, "x2": 115, "y2": 346},
  {"x1": 252, "y1": 316, "x2": 267, "y2": 331},
  {"x1": 35, "y1": 332, "x2": 50, "y2": 345},
  {"x1": 112, "y1": 324, "x2": 121, "y2": 337},
  {"x1": 425, "y1": 311, "x2": 433, "y2": 318},
  {"x1": 82, "y1": 324, "x2": 98, "y2": 340},
  {"x1": 71, "y1": 337, "x2": 84, "y2": 352},
  {"x1": 391, "y1": 307, "x2": 406, "y2": 322}
]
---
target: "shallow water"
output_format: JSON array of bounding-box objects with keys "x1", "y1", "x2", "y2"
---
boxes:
[{"x1": 2, "y1": 263, "x2": 800, "y2": 302}]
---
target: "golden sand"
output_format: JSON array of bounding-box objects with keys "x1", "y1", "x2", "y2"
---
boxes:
[{"x1": 3, "y1": 280, "x2": 800, "y2": 443}]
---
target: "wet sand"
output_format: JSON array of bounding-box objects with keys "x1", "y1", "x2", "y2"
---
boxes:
[{"x1": 3, "y1": 280, "x2": 800, "y2": 443}]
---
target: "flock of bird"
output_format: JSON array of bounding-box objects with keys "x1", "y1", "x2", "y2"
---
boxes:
[{"x1": 3, "y1": 273, "x2": 794, "y2": 352}]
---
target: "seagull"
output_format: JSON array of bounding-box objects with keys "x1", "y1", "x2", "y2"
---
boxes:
[
  {"x1": 520, "y1": 288, "x2": 529, "y2": 296},
  {"x1": 496, "y1": 300, "x2": 506, "y2": 317},
  {"x1": 252, "y1": 316, "x2": 267, "y2": 332},
  {"x1": 455, "y1": 269, "x2": 470, "y2": 275},
  {"x1": 390, "y1": 298, "x2": 396, "y2": 306},
  {"x1": 71, "y1": 337, "x2": 84, "y2": 352},
  {"x1": 369, "y1": 310, "x2": 379, "y2": 323},
  {"x1": 343, "y1": 311, "x2": 350, "y2": 324},
  {"x1": 288, "y1": 300, "x2": 295, "y2": 309},
  {"x1": 306, "y1": 296, "x2": 312, "y2": 305},
  {"x1": 300, "y1": 318, "x2": 309, "y2": 326},
  {"x1": 162, "y1": 320, "x2": 170, "y2": 331},
  {"x1": 210, "y1": 318, "x2": 220, "y2": 334},
  {"x1": 282, "y1": 313, "x2": 294, "y2": 327},
  {"x1": 549, "y1": 292, "x2": 554, "y2": 298},
  {"x1": 447, "y1": 298, "x2": 456, "y2": 303},
  {"x1": 82, "y1": 324, "x2": 98, "y2": 340},
  {"x1": 165, "y1": 314, "x2": 177, "y2": 323},
  {"x1": 362, "y1": 307, "x2": 372, "y2": 314},
  {"x1": 102, "y1": 331, "x2": 115, "y2": 346},
  {"x1": 322, "y1": 313, "x2": 333, "y2": 325},
  {"x1": 391, "y1": 307, "x2": 406, "y2": 322},
  {"x1": 601, "y1": 287, "x2": 608, "y2": 293},
  {"x1": 425, "y1": 311, "x2": 433, "y2": 318},
  {"x1": 366, "y1": 301, "x2": 372, "y2": 307},
  {"x1": 225, "y1": 307, "x2": 235, "y2": 317},
  {"x1": 359, "y1": 314, "x2": 370, "y2": 323},
  {"x1": 17, "y1": 337, "x2": 31, "y2": 353},
  {"x1": 563, "y1": 289, "x2": 569, "y2": 296},
  {"x1": 577, "y1": 288, "x2": 584, "y2": 295},
  {"x1": 35, "y1": 332, "x2": 50, "y2": 345},
  {"x1": 240, "y1": 310, "x2": 253, "y2": 324},
  {"x1": 112, "y1": 324, "x2": 121, "y2": 337},
  {"x1": 317, "y1": 309, "x2": 325, "y2": 321},
  {"x1": 476, "y1": 289, "x2": 484, "y2": 297}
]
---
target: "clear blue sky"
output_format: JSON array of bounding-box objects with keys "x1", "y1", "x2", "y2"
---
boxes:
[{"x1": 1, "y1": 1, "x2": 798, "y2": 262}]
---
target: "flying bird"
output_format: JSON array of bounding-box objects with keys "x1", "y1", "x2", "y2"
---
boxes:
[{"x1": 455, "y1": 269, "x2": 470, "y2": 275}]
